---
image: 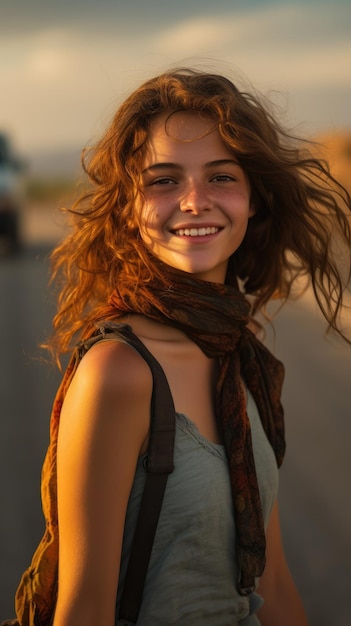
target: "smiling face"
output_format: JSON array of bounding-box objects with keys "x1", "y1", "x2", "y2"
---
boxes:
[{"x1": 138, "y1": 111, "x2": 254, "y2": 283}]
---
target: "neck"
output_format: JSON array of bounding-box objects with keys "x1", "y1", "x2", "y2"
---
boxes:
[{"x1": 119, "y1": 313, "x2": 191, "y2": 344}]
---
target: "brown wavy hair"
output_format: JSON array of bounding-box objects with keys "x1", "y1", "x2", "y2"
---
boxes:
[{"x1": 46, "y1": 67, "x2": 351, "y2": 361}]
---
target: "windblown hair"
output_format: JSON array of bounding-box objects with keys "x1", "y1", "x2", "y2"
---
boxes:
[{"x1": 47, "y1": 67, "x2": 351, "y2": 360}]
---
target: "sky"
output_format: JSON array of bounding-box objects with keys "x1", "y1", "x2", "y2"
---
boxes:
[{"x1": 1, "y1": 0, "x2": 350, "y2": 159}]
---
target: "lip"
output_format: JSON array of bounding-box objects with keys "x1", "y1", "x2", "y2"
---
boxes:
[{"x1": 171, "y1": 222, "x2": 223, "y2": 230}]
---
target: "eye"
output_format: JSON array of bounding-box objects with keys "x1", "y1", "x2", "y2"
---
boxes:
[
  {"x1": 150, "y1": 176, "x2": 177, "y2": 186},
  {"x1": 211, "y1": 174, "x2": 236, "y2": 182}
]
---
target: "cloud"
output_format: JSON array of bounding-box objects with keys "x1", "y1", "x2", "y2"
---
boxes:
[
  {"x1": 151, "y1": 3, "x2": 351, "y2": 89},
  {"x1": 25, "y1": 32, "x2": 73, "y2": 81}
]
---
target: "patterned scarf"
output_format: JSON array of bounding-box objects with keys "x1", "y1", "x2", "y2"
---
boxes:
[{"x1": 109, "y1": 266, "x2": 285, "y2": 594}]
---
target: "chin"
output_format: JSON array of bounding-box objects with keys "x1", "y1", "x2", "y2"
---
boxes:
[{"x1": 183, "y1": 267, "x2": 226, "y2": 283}]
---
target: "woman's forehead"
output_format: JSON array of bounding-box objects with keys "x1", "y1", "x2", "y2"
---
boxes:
[{"x1": 149, "y1": 110, "x2": 218, "y2": 143}]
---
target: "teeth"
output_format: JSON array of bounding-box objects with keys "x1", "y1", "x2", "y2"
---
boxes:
[{"x1": 175, "y1": 226, "x2": 219, "y2": 237}]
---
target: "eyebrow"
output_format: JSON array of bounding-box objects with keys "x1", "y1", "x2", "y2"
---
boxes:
[
  {"x1": 141, "y1": 162, "x2": 181, "y2": 174},
  {"x1": 141, "y1": 159, "x2": 240, "y2": 175}
]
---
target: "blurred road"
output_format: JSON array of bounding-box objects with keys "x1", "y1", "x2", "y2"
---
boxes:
[{"x1": 0, "y1": 242, "x2": 350, "y2": 625}]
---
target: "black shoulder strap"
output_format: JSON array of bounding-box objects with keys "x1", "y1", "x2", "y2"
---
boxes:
[{"x1": 79, "y1": 323, "x2": 176, "y2": 625}]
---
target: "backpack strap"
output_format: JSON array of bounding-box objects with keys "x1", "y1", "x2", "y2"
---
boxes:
[{"x1": 80, "y1": 322, "x2": 176, "y2": 625}]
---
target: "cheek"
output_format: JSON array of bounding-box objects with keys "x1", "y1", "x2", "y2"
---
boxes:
[
  {"x1": 138, "y1": 204, "x2": 162, "y2": 248},
  {"x1": 139, "y1": 200, "x2": 163, "y2": 230}
]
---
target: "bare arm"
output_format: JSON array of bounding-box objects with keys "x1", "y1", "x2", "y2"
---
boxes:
[
  {"x1": 52, "y1": 341, "x2": 152, "y2": 626},
  {"x1": 257, "y1": 500, "x2": 310, "y2": 625}
]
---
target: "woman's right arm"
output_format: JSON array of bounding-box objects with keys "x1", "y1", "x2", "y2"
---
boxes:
[{"x1": 52, "y1": 340, "x2": 153, "y2": 626}]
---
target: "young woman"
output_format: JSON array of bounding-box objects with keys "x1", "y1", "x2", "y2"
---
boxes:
[{"x1": 4, "y1": 68, "x2": 351, "y2": 626}]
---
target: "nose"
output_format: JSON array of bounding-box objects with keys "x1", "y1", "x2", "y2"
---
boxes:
[{"x1": 179, "y1": 181, "x2": 211, "y2": 214}]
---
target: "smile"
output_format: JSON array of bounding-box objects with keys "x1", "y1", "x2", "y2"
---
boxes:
[{"x1": 173, "y1": 226, "x2": 220, "y2": 237}]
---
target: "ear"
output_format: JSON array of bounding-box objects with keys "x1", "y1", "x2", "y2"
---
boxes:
[{"x1": 248, "y1": 200, "x2": 256, "y2": 218}]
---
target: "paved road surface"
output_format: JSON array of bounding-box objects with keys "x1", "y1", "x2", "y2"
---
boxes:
[{"x1": 0, "y1": 245, "x2": 350, "y2": 624}]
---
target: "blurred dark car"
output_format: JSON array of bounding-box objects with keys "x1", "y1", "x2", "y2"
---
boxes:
[{"x1": 0, "y1": 133, "x2": 24, "y2": 254}]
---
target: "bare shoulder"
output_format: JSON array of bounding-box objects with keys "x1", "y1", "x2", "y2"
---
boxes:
[
  {"x1": 74, "y1": 338, "x2": 153, "y2": 397},
  {"x1": 60, "y1": 338, "x2": 153, "y2": 455}
]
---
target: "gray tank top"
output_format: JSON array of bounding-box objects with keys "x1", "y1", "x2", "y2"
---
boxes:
[{"x1": 116, "y1": 389, "x2": 279, "y2": 625}]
